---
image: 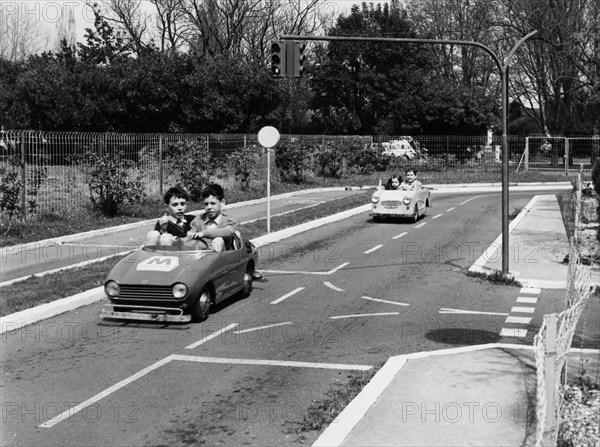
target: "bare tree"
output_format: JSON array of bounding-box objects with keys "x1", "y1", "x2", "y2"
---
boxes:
[
  {"x1": 0, "y1": 1, "x2": 49, "y2": 61},
  {"x1": 98, "y1": 0, "x2": 152, "y2": 55}
]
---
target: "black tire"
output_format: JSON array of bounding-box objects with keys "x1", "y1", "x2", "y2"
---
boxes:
[
  {"x1": 412, "y1": 209, "x2": 419, "y2": 222},
  {"x1": 190, "y1": 287, "x2": 211, "y2": 322},
  {"x1": 240, "y1": 263, "x2": 254, "y2": 298},
  {"x1": 373, "y1": 215, "x2": 382, "y2": 223}
]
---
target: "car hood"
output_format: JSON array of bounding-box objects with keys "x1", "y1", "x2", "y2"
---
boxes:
[{"x1": 107, "y1": 248, "x2": 218, "y2": 286}]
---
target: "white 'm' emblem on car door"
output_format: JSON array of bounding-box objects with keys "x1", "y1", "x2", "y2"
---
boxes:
[{"x1": 137, "y1": 256, "x2": 179, "y2": 272}]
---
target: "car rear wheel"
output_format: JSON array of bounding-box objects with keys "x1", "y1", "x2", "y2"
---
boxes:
[{"x1": 191, "y1": 287, "x2": 211, "y2": 322}]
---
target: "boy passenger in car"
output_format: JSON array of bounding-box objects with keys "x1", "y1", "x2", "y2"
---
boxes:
[
  {"x1": 145, "y1": 186, "x2": 194, "y2": 246},
  {"x1": 188, "y1": 183, "x2": 237, "y2": 252},
  {"x1": 400, "y1": 169, "x2": 422, "y2": 190}
]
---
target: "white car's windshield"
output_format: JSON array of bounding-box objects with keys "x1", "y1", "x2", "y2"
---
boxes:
[{"x1": 142, "y1": 238, "x2": 213, "y2": 253}]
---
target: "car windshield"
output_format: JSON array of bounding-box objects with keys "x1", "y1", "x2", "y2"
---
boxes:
[{"x1": 142, "y1": 238, "x2": 214, "y2": 253}]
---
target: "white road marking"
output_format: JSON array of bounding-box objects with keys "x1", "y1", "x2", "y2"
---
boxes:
[
  {"x1": 270, "y1": 287, "x2": 305, "y2": 304},
  {"x1": 39, "y1": 355, "x2": 176, "y2": 428},
  {"x1": 171, "y1": 354, "x2": 372, "y2": 371},
  {"x1": 439, "y1": 307, "x2": 508, "y2": 316},
  {"x1": 186, "y1": 323, "x2": 239, "y2": 349},
  {"x1": 517, "y1": 297, "x2": 538, "y2": 304},
  {"x1": 459, "y1": 196, "x2": 478, "y2": 205},
  {"x1": 519, "y1": 287, "x2": 541, "y2": 294},
  {"x1": 240, "y1": 203, "x2": 321, "y2": 224},
  {"x1": 233, "y1": 322, "x2": 293, "y2": 334},
  {"x1": 330, "y1": 312, "x2": 400, "y2": 320},
  {"x1": 415, "y1": 222, "x2": 427, "y2": 228},
  {"x1": 361, "y1": 296, "x2": 410, "y2": 307},
  {"x1": 505, "y1": 316, "x2": 532, "y2": 324},
  {"x1": 393, "y1": 232, "x2": 407, "y2": 240},
  {"x1": 511, "y1": 306, "x2": 535, "y2": 314},
  {"x1": 446, "y1": 207, "x2": 456, "y2": 212},
  {"x1": 500, "y1": 328, "x2": 528, "y2": 338},
  {"x1": 261, "y1": 262, "x2": 349, "y2": 276},
  {"x1": 324, "y1": 281, "x2": 344, "y2": 292},
  {"x1": 432, "y1": 214, "x2": 443, "y2": 219},
  {"x1": 364, "y1": 244, "x2": 383, "y2": 254}
]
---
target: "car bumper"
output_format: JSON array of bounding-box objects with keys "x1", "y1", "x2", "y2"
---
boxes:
[{"x1": 100, "y1": 305, "x2": 192, "y2": 323}]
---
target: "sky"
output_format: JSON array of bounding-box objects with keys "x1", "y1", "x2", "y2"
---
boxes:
[{"x1": 1, "y1": 0, "x2": 367, "y2": 53}]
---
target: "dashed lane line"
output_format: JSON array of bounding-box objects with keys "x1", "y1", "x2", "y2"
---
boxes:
[
  {"x1": 330, "y1": 312, "x2": 400, "y2": 320},
  {"x1": 393, "y1": 232, "x2": 408, "y2": 240},
  {"x1": 517, "y1": 297, "x2": 538, "y2": 304},
  {"x1": 505, "y1": 316, "x2": 532, "y2": 324},
  {"x1": 270, "y1": 287, "x2": 305, "y2": 304},
  {"x1": 415, "y1": 222, "x2": 427, "y2": 228},
  {"x1": 324, "y1": 281, "x2": 344, "y2": 292},
  {"x1": 520, "y1": 287, "x2": 541, "y2": 294},
  {"x1": 364, "y1": 244, "x2": 383, "y2": 254},
  {"x1": 361, "y1": 296, "x2": 410, "y2": 307},
  {"x1": 432, "y1": 214, "x2": 443, "y2": 219},
  {"x1": 446, "y1": 207, "x2": 456, "y2": 212},
  {"x1": 186, "y1": 323, "x2": 239, "y2": 349},
  {"x1": 459, "y1": 196, "x2": 479, "y2": 205}
]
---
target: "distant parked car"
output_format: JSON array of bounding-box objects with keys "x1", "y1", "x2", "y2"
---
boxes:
[
  {"x1": 100, "y1": 231, "x2": 258, "y2": 323},
  {"x1": 370, "y1": 181, "x2": 431, "y2": 222},
  {"x1": 380, "y1": 139, "x2": 417, "y2": 159}
]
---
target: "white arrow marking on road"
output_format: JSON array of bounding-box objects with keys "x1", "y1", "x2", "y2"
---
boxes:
[
  {"x1": 233, "y1": 322, "x2": 293, "y2": 334},
  {"x1": 439, "y1": 307, "x2": 509, "y2": 316},
  {"x1": 270, "y1": 287, "x2": 305, "y2": 304},
  {"x1": 324, "y1": 281, "x2": 344, "y2": 292},
  {"x1": 361, "y1": 296, "x2": 410, "y2": 306},
  {"x1": 186, "y1": 323, "x2": 239, "y2": 349},
  {"x1": 393, "y1": 232, "x2": 407, "y2": 240},
  {"x1": 330, "y1": 312, "x2": 400, "y2": 320},
  {"x1": 261, "y1": 262, "x2": 349, "y2": 276},
  {"x1": 364, "y1": 244, "x2": 383, "y2": 254}
]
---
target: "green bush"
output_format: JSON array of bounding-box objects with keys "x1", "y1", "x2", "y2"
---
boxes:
[
  {"x1": 74, "y1": 151, "x2": 145, "y2": 216},
  {"x1": 227, "y1": 145, "x2": 262, "y2": 190},
  {"x1": 167, "y1": 139, "x2": 211, "y2": 201},
  {"x1": 276, "y1": 140, "x2": 312, "y2": 183},
  {"x1": 315, "y1": 141, "x2": 345, "y2": 178},
  {"x1": 0, "y1": 155, "x2": 47, "y2": 220}
]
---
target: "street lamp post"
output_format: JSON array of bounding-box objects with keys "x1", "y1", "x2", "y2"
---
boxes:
[{"x1": 282, "y1": 32, "x2": 538, "y2": 274}]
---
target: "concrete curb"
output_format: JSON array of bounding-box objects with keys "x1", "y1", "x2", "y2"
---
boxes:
[{"x1": 0, "y1": 287, "x2": 104, "y2": 334}]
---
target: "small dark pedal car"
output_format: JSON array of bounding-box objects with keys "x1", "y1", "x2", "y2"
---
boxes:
[{"x1": 100, "y1": 231, "x2": 258, "y2": 323}]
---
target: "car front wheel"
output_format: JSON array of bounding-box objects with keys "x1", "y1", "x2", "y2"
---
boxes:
[{"x1": 191, "y1": 287, "x2": 211, "y2": 322}]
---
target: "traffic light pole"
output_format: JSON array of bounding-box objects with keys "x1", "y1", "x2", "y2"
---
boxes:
[{"x1": 281, "y1": 32, "x2": 537, "y2": 275}]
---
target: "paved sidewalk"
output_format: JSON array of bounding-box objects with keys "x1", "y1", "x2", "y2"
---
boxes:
[{"x1": 312, "y1": 193, "x2": 599, "y2": 447}]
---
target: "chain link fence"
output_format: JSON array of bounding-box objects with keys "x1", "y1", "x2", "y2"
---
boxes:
[
  {"x1": 1, "y1": 130, "x2": 591, "y2": 219},
  {"x1": 521, "y1": 136, "x2": 600, "y2": 174},
  {"x1": 533, "y1": 242, "x2": 595, "y2": 446}
]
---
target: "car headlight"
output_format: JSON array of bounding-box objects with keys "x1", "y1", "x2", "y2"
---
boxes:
[
  {"x1": 105, "y1": 280, "x2": 120, "y2": 297},
  {"x1": 172, "y1": 283, "x2": 188, "y2": 298},
  {"x1": 371, "y1": 194, "x2": 380, "y2": 203},
  {"x1": 403, "y1": 196, "x2": 412, "y2": 205}
]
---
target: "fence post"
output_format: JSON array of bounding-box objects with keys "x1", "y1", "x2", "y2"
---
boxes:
[
  {"x1": 574, "y1": 164, "x2": 583, "y2": 245},
  {"x1": 525, "y1": 137, "x2": 530, "y2": 171},
  {"x1": 20, "y1": 133, "x2": 27, "y2": 220},
  {"x1": 542, "y1": 313, "x2": 559, "y2": 446},
  {"x1": 564, "y1": 138, "x2": 569, "y2": 176},
  {"x1": 158, "y1": 135, "x2": 163, "y2": 197}
]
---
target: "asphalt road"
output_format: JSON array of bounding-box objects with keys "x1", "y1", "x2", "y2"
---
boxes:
[{"x1": 1, "y1": 190, "x2": 570, "y2": 446}]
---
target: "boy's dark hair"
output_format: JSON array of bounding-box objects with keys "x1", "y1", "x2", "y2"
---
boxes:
[
  {"x1": 405, "y1": 169, "x2": 418, "y2": 175},
  {"x1": 201, "y1": 183, "x2": 225, "y2": 201},
  {"x1": 163, "y1": 186, "x2": 189, "y2": 204}
]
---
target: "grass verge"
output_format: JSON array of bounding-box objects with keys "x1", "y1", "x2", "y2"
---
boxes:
[
  {"x1": 466, "y1": 269, "x2": 522, "y2": 286},
  {"x1": 283, "y1": 363, "x2": 383, "y2": 442},
  {"x1": 0, "y1": 190, "x2": 374, "y2": 317}
]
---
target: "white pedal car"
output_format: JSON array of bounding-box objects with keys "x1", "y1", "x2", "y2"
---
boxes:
[{"x1": 370, "y1": 181, "x2": 431, "y2": 222}]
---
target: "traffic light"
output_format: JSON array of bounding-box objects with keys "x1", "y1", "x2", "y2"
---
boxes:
[
  {"x1": 293, "y1": 41, "x2": 306, "y2": 78},
  {"x1": 270, "y1": 40, "x2": 286, "y2": 78}
]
